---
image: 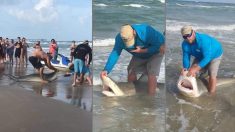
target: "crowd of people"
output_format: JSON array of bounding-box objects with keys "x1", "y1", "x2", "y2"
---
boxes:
[
  {"x1": 0, "y1": 37, "x2": 29, "y2": 65},
  {"x1": 0, "y1": 37, "x2": 92, "y2": 86}
]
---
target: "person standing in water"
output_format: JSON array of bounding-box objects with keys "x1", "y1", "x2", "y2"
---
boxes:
[
  {"x1": 14, "y1": 37, "x2": 23, "y2": 65},
  {"x1": 70, "y1": 40, "x2": 76, "y2": 62},
  {"x1": 180, "y1": 25, "x2": 223, "y2": 94},
  {"x1": 49, "y1": 39, "x2": 58, "y2": 61},
  {"x1": 22, "y1": 37, "x2": 29, "y2": 65},
  {"x1": 7, "y1": 39, "x2": 15, "y2": 64},
  {"x1": 100, "y1": 24, "x2": 165, "y2": 95}
]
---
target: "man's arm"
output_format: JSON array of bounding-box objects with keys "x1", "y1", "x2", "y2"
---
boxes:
[
  {"x1": 182, "y1": 43, "x2": 191, "y2": 70},
  {"x1": 103, "y1": 35, "x2": 123, "y2": 74}
]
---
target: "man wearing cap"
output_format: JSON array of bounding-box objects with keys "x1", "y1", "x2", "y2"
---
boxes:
[
  {"x1": 100, "y1": 24, "x2": 165, "y2": 95},
  {"x1": 181, "y1": 25, "x2": 223, "y2": 94}
]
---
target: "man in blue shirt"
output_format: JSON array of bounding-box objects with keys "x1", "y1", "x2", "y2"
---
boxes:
[
  {"x1": 181, "y1": 25, "x2": 223, "y2": 94},
  {"x1": 100, "y1": 24, "x2": 165, "y2": 95}
]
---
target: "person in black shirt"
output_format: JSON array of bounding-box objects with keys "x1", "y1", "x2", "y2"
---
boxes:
[
  {"x1": 72, "y1": 40, "x2": 92, "y2": 86},
  {"x1": 14, "y1": 37, "x2": 23, "y2": 65}
]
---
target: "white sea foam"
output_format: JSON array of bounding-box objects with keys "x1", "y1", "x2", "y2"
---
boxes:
[
  {"x1": 123, "y1": 4, "x2": 150, "y2": 8},
  {"x1": 176, "y1": 3, "x2": 214, "y2": 8},
  {"x1": 94, "y1": 3, "x2": 108, "y2": 7},
  {"x1": 175, "y1": 95, "x2": 203, "y2": 110},
  {"x1": 158, "y1": 0, "x2": 165, "y2": 4},
  {"x1": 93, "y1": 38, "x2": 115, "y2": 47},
  {"x1": 167, "y1": 20, "x2": 235, "y2": 32}
]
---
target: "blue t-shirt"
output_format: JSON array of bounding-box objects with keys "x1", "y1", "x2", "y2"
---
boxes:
[
  {"x1": 182, "y1": 32, "x2": 223, "y2": 69},
  {"x1": 104, "y1": 24, "x2": 165, "y2": 73}
]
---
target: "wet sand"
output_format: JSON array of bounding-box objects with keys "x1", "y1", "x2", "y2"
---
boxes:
[{"x1": 0, "y1": 64, "x2": 92, "y2": 132}]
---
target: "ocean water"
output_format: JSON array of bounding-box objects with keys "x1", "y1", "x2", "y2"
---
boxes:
[
  {"x1": 166, "y1": 0, "x2": 235, "y2": 131},
  {"x1": 93, "y1": 0, "x2": 166, "y2": 131}
]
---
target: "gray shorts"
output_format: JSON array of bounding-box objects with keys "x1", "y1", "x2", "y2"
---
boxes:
[
  {"x1": 127, "y1": 53, "x2": 163, "y2": 76},
  {"x1": 193, "y1": 55, "x2": 222, "y2": 77}
]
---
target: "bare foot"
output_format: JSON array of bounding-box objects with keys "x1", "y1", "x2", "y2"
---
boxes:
[{"x1": 72, "y1": 83, "x2": 76, "y2": 87}]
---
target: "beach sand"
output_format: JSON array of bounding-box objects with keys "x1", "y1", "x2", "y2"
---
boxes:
[{"x1": 0, "y1": 63, "x2": 92, "y2": 132}]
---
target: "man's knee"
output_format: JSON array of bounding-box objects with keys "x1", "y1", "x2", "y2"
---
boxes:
[{"x1": 128, "y1": 72, "x2": 137, "y2": 82}]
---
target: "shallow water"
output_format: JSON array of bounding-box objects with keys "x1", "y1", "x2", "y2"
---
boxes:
[{"x1": 93, "y1": 84, "x2": 165, "y2": 132}]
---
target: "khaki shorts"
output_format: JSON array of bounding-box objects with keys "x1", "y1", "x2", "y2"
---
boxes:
[
  {"x1": 192, "y1": 55, "x2": 222, "y2": 77},
  {"x1": 127, "y1": 53, "x2": 163, "y2": 76}
]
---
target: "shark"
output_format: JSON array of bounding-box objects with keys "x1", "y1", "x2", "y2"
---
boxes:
[
  {"x1": 177, "y1": 71, "x2": 235, "y2": 97},
  {"x1": 6, "y1": 72, "x2": 57, "y2": 82},
  {"x1": 101, "y1": 76, "x2": 136, "y2": 97}
]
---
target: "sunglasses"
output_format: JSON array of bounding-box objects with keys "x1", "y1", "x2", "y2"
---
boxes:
[{"x1": 183, "y1": 30, "x2": 193, "y2": 39}]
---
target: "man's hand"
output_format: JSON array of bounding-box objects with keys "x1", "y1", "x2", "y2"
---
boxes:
[
  {"x1": 130, "y1": 46, "x2": 147, "y2": 53},
  {"x1": 100, "y1": 71, "x2": 108, "y2": 78},
  {"x1": 187, "y1": 64, "x2": 201, "y2": 77},
  {"x1": 181, "y1": 68, "x2": 188, "y2": 76},
  {"x1": 159, "y1": 44, "x2": 165, "y2": 55}
]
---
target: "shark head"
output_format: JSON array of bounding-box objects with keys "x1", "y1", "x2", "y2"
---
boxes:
[
  {"x1": 177, "y1": 71, "x2": 201, "y2": 97},
  {"x1": 101, "y1": 76, "x2": 136, "y2": 97}
]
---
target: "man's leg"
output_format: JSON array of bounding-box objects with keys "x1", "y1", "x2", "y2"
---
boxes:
[
  {"x1": 147, "y1": 53, "x2": 163, "y2": 95},
  {"x1": 208, "y1": 55, "x2": 222, "y2": 94},
  {"x1": 128, "y1": 72, "x2": 137, "y2": 82},
  {"x1": 208, "y1": 76, "x2": 216, "y2": 94},
  {"x1": 148, "y1": 75, "x2": 157, "y2": 95},
  {"x1": 78, "y1": 59, "x2": 85, "y2": 84},
  {"x1": 73, "y1": 59, "x2": 79, "y2": 86},
  {"x1": 39, "y1": 67, "x2": 47, "y2": 83},
  {"x1": 73, "y1": 72, "x2": 77, "y2": 86}
]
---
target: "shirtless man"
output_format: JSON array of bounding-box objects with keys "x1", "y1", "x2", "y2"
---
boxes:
[{"x1": 29, "y1": 45, "x2": 57, "y2": 83}]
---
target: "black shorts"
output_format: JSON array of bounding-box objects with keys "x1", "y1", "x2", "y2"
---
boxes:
[
  {"x1": 29, "y1": 56, "x2": 43, "y2": 69},
  {"x1": 15, "y1": 48, "x2": 21, "y2": 58}
]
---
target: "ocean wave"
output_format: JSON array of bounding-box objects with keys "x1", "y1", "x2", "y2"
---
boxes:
[
  {"x1": 158, "y1": 0, "x2": 165, "y2": 4},
  {"x1": 167, "y1": 20, "x2": 235, "y2": 32},
  {"x1": 176, "y1": 3, "x2": 235, "y2": 9},
  {"x1": 123, "y1": 4, "x2": 150, "y2": 8},
  {"x1": 94, "y1": 3, "x2": 108, "y2": 7},
  {"x1": 93, "y1": 38, "x2": 115, "y2": 47},
  {"x1": 176, "y1": 3, "x2": 213, "y2": 8}
]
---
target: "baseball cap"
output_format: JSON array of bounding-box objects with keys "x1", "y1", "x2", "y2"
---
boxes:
[{"x1": 120, "y1": 25, "x2": 135, "y2": 47}]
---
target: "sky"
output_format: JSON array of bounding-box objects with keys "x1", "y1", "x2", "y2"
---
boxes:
[{"x1": 0, "y1": 0, "x2": 92, "y2": 41}]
